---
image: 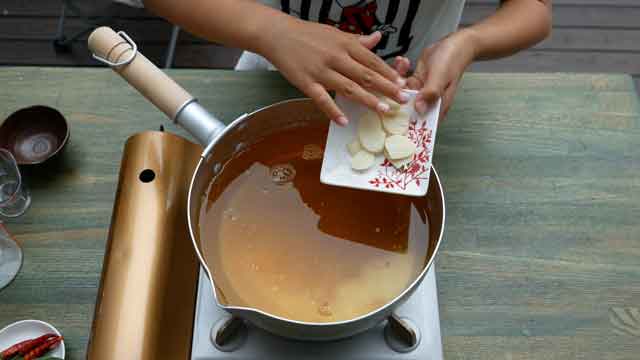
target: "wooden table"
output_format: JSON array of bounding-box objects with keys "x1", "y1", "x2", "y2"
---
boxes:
[{"x1": 0, "y1": 68, "x2": 638, "y2": 359}]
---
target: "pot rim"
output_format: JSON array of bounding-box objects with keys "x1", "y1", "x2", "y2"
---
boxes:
[{"x1": 187, "y1": 98, "x2": 446, "y2": 327}]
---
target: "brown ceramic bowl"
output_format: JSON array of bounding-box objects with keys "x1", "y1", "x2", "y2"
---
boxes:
[{"x1": 0, "y1": 106, "x2": 70, "y2": 165}]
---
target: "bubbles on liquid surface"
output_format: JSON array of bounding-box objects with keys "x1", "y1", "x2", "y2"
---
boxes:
[
  {"x1": 302, "y1": 144, "x2": 323, "y2": 160},
  {"x1": 270, "y1": 164, "x2": 296, "y2": 184},
  {"x1": 246, "y1": 224, "x2": 257, "y2": 235},
  {"x1": 317, "y1": 302, "x2": 333, "y2": 317},
  {"x1": 223, "y1": 207, "x2": 239, "y2": 221}
]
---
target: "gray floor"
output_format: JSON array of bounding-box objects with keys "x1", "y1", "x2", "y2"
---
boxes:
[{"x1": 1, "y1": 0, "x2": 638, "y2": 93}]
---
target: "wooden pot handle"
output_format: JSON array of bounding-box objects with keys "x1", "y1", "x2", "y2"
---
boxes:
[{"x1": 88, "y1": 26, "x2": 193, "y2": 120}]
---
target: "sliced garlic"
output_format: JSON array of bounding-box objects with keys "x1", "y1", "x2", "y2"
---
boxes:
[
  {"x1": 351, "y1": 150, "x2": 375, "y2": 171},
  {"x1": 390, "y1": 156, "x2": 413, "y2": 170},
  {"x1": 384, "y1": 148, "x2": 412, "y2": 170},
  {"x1": 380, "y1": 96, "x2": 402, "y2": 114},
  {"x1": 358, "y1": 111, "x2": 386, "y2": 154},
  {"x1": 382, "y1": 110, "x2": 410, "y2": 135},
  {"x1": 384, "y1": 135, "x2": 417, "y2": 160},
  {"x1": 347, "y1": 138, "x2": 362, "y2": 156}
]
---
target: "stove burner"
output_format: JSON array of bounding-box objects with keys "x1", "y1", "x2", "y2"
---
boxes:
[
  {"x1": 191, "y1": 266, "x2": 443, "y2": 359},
  {"x1": 209, "y1": 312, "x2": 421, "y2": 354},
  {"x1": 384, "y1": 314, "x2": 421, "y2": 353},
  {"x1": 210, "y1": 315, "x2": 247, "y2": 352}
]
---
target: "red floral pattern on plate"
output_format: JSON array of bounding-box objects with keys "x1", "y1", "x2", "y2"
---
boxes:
[{"x1": 368, "y1": 118, "x2": 433, "y2": 190}]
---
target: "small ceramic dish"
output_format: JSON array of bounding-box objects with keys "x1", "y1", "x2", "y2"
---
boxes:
[
  {"x1": 0, "y1": 319, "x2": 65, "y2": 358},
  {"x1": 321, "y1": 91, "x2": 441, "y2": 197},
  {"x1": 0, "y1": 106, "x2": 70, "y2": 165}
]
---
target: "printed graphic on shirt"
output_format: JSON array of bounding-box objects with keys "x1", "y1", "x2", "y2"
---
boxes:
[{"x1": 280, "y1": 0, "x2": 421, "y2": 60}]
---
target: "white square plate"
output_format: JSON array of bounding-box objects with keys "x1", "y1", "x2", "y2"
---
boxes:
[{"x1": 320, "y1": 90, "x2": 440, "y2": 197}]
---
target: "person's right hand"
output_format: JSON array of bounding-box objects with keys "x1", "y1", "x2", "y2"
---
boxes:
[{"x1": 258, "y1": 18, "x2": 409, "y2": 126}]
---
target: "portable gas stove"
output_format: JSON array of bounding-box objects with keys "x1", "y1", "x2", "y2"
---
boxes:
[
  {"x1": 191, "y1": 265, "x2": 443, "y2": 359},
  {"x1": 85, "y1": 124, "x2": 444, "y2": 359}
]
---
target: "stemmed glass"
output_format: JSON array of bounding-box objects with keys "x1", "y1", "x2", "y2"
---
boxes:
[{"x1": 0, "y1": 148, "x2": 31, "y2": 290}]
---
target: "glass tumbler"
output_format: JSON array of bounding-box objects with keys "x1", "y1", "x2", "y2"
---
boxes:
[
  {"x1": 0, "y1": 148, "x2": 30, "y2": 290},
  {"x1": 0, "y1": 149, "x2": 31, "y2": 217},
  {"x1": 0, "y1": 224, "x2": 22, "y2": 290}
]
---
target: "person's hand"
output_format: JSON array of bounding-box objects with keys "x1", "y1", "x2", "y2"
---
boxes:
[
  {"x1": 258, "y1": 18, "x2": 409, "y2": 126},
  {"x1": 404, "y1": 30, "x2": 477, "y2": 118}
]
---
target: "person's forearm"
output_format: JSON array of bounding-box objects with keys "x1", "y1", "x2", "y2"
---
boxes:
[
  {"x1": 462, "y1": 0, "x2": 552, "y2": 61},
  {"x1": 143, "y1": 0, "x2": 291, "y2": 55}
]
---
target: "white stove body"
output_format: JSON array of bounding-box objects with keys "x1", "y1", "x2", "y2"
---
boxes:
[{"x1": 191, "y1": 265, "x2": 443, "y2": 360}]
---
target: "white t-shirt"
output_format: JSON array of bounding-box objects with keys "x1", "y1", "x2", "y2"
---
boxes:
[{"x1": 236, "y1": 0, "x2": 466, "y2": 70}]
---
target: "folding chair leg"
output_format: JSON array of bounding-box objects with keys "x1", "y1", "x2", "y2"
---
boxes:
[
  {"x1": 53, "y1": 0, "x2": 111, "y2": 53},
  {"x1": 53, "y1": 1, "x2": 72, "y2": 53},
  {"x1": 165, "y1": 25, "x2": 180, "y2": 68}
]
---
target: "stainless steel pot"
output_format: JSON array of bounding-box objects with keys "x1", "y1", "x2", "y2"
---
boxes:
[{"x1": 88, "y1": 27, "x2": 446, "y2": 341}]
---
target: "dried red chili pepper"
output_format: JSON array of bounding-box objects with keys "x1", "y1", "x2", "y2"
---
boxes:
[
  {"x1": 1, "y1": 333, "x2": 56, "y2": 359},
  {"x1": 23, "y1": 336, "x2": 62, "y2": 360},
  {"x1": 18, "y1": 333, "x2": 58, "y2": 356},
  {"x1": 1, "y1": 338, "x2": 31, "y2": 359}
]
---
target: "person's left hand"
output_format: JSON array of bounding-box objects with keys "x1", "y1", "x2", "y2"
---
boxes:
[{"x1": 394, "y1": 30, "x2": 477, "y2": 119}]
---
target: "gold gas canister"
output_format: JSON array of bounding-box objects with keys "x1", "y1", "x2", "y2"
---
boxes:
[{"x1": 87, "y1": 130, "x2": 202, "y2": 359}]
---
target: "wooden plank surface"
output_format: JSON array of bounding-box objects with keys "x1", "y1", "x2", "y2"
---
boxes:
[
  {"x1": 0, "y1": 40, "x2": 242, "y2": 69},
  {"x1": 0, "y1": 68, "x2": 638, "y2": 359},
  {"x1": 0, "y1": 0, "x2": 149, "y2": 18},
  {"x1": 469, "y1": 50, "x2": 640, "y2": 74},
  {"x1": 4, "y1": 17, "x2": 640, "y2": 52},
  {"x1": 463, "y1": 4, "x2": 640, "y2": 28},
  {"x1": 2, "y1": 0, "x2": 640, "y2": 77},
  {"x1": 1, "y1": 0, "x2": 639, "y2": 109},
  {"x1": 469, "y1": 0, "x2": 640, "y2": 5}
]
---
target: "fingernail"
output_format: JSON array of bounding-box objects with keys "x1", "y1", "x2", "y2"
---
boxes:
[
  {"x1": 415, "y1": 99, "x2": 427, "y2": 115},
  {"x1": 377, "y1": 102, "x2": 390, "y2": 113},
  {"x1": 395, "y1": 78, "x2": 406, "y2": 87},
  {"x1": 397, "y1": 91, "x2": 411, "y2": 103},
  {"x1": 336, "y1": 116, "x2": 348, "y2": 126}
]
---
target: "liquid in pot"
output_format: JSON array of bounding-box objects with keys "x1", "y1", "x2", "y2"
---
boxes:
[{"x1": 200, "y1": 125, "x2": 430, "y2": 323}]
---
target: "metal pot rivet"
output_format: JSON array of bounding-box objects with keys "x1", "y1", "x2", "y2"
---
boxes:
[{"x1": 235, "y1": 142, "x2": 245, "y2": 153}]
